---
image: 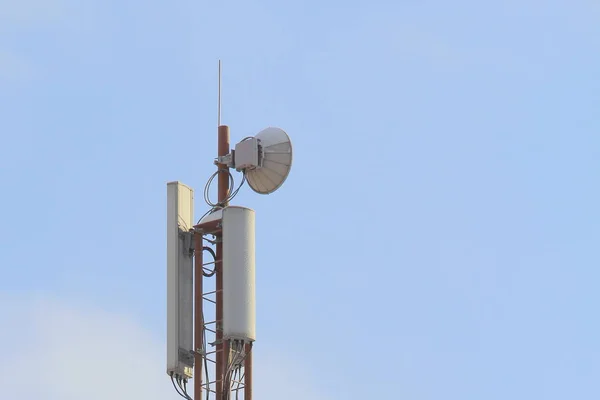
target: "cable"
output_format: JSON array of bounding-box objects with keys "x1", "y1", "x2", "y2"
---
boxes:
[
  {"x1": 230, "y1": 351, "x2": 244, "y2": 400},
  {"x1": 228, "y1": 173, "x2": 246, "y2": 201},
  {"x1": 230, "y1": 369, "x2": 239, "y2": 400},
  {"x1": 203, "y1": 169, "x2": 234, "y2": 208},
  {"x1": 170, "y1": 374, "x2": 190, "y2": 400},
  {"x1": 202, "y1": 246, "x2": 217, "y2": 277},
  {"x1": 235, "y1": 343, "x2": 250, "y2": 399},
  {"x1": 235, "y1": 371, "x2": 245, "y2": 400},
  {"x1": 202, "y1": 168, "x2": 246, "y2": 210},
  {"x1": 197, "y1": 168, "x2": 246, "y2": 231},
  {"x1": 170, "y1": 375, "x2": 183, "y2": 397},
  {"x1": 226, "y1": 342, "x2": 241, "y2": 397},
  {"x1": 223, "y1": 341, "x2": 248, "y2": 400},
  {"x1": 222, "y1": 342, "x2": 236, "y2": 400},
  {"x1": 176, "y1": 378, "x2": 189, "y2": 400},
  {"x1": 196, "y1": 206, "x2": 222, "y2": 225},
  {"x1": 181, "y1": 379, "x2": 193, "y2": 400}
]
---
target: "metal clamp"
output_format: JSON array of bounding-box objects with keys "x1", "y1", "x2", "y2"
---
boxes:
[{"x1": 214, "y1": 153, "x2": 233, "y2": 167}]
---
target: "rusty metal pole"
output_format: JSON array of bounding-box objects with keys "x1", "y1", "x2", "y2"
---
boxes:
[
  {"x1": 216, "y1": 124, "x2": 230, "y2": 399},
  {"x1": 194, "y1": 234, "x2": 204, "y2": 400},
  {"x1": 245, "y1": 343, "x2": 253, "y2": 400}
]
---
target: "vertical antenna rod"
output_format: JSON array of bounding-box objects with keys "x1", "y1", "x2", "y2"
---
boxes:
[{"x1": 218, "y1": 60, "x2": 222, "y2": 127}]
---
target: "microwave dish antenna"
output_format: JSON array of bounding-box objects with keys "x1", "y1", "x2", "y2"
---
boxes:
[{"x1": 234, "y1": 127, "x2": 293, "y2": 195}]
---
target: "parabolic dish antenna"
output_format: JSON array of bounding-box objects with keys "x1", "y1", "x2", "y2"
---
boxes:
[{"x1": 245, "y1": 127, "x2": 293, "y2": 195}]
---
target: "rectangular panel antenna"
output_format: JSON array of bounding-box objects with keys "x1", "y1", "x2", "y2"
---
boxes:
[{"x1": 166, "y1": 181, "x2": 194, "y2": 379}]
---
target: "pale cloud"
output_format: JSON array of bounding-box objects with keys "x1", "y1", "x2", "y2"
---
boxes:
[
  {"x1": 0, "y1": 293, "x2": 329, "y2": 400},
  {"x1": 0, "y1": 294, "x2": 172, "y2": 400}
]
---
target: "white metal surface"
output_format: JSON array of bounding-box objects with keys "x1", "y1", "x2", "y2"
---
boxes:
[
  {"x1": 234, "y1": 137, "x2": 259, "y2": 171},
  {"x1": 199, "y1": 208, "x2": 223, "y2": 225},
  {"x1": 166, "y1": 181, "x2": 194, "y2": 378},
  {"x1": 245, "y1": 127, "x2": 293, "y2": 194},
  {"x1": 222, "y1": 206, "x2": 256, "y2": 341}
]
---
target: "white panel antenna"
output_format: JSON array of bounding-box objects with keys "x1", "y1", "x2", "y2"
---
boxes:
[
  {"x1": 166, "y1": 182, "x2": 194, "y2": 379},
  {"x1": 221, "y1": 206, "x2": 256, "y2": 342}
]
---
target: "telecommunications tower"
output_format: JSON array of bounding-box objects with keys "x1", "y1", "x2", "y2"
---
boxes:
[{"x1": 166, "y1": 61, "x2": 293, "y2": 400}]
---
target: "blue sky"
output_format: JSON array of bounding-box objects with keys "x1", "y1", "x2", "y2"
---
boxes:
[{"x1": 1, "y1": 0, "x2": 600, "y2": 398}]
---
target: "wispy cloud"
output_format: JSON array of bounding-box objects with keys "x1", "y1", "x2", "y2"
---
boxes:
[
  {"x1": 0, "y1": 293, "x2": 330, "y2": 400},
  {"x1": 0, "y1": 294, "x2": 171, "y2": 400}
]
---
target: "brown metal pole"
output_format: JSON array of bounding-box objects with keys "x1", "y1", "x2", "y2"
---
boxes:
[
  {"x1": 245, "y1": 343, "x2": 253, "y2": 400},
  {"x1": 194, "y1": 234, "x2": 204, "y2": 400},
  {"x1": 216, "y1": 125, "x2": 230, "y2": 399}
]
